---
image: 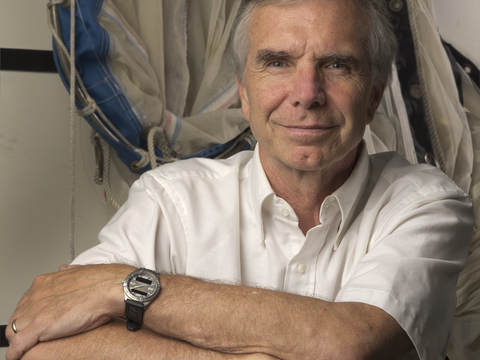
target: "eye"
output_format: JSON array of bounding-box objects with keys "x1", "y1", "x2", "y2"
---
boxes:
[
  {"x1": 268, "y1": 61, "x2": 286, "y2": 67},
  {"x1": 330, "y1": 63, "x2": 346, "y2": 69},
  {"x1": 326, "y1": 62, "x2": 351, "y2": 75}
]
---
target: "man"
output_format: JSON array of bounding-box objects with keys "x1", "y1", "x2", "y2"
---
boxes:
[{"x1": 6, "y1": 0, "x2": 473, "y2": 359}]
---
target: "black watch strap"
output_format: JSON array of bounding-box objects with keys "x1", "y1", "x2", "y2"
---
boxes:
[{"x1": 125, "y1": 299, "x2": 146, "y2": 331}]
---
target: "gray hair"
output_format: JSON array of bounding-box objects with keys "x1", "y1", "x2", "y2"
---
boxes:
[{"x1": 232, "y1": 0, "x2": 398, "y2": 86}]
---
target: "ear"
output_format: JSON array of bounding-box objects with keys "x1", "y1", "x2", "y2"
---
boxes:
[
  {"x1": 366, "y1": 83, "x2": 385, "y2": 125},
  {"x1": 236, "y1": 76, "x2": 250, "y2": 122}
]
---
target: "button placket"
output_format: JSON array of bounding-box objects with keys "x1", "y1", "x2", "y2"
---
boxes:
[{"x1": 298, "y1": 263, "x2": 306, "y2": 274}]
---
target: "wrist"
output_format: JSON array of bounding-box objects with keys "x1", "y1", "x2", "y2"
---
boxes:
[
  {"x1": 105, "y1": 264, "x2": 136, "y2": 318},
  {"x1": 122, "y1": 268, "x2": 162, "y2": 331}
]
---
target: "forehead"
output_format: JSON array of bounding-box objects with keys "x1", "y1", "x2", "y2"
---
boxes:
[{"x1": 248, "y1": 0, "x2": 369, "y2": 59}]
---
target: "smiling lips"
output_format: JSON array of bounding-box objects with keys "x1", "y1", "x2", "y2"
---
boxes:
[
  {"x1": 282, "y1": 124, "x2": 334, "y2": 130},
  {"x1": 273, "y1": 114, "x2": 340, "y2": 132},
  {"x1": 279, "y1": 123, "x2": 337, "y2": 133},
  {"x1": 276, "y1": 123, "x2": 337, "y2": 143}
]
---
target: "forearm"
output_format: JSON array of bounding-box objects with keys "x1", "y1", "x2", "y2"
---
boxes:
[
  {"x1": 145, "y1": 275, "x2": 412, "y2": 360},
  {"x1": 21, "y1": 318, "x2": 276, "y2": 360},
  {"x1": 6, "y1": 264, "x2": 411, "y2": 360}
]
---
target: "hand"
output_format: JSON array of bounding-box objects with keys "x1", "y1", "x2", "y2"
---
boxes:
[{"x1": 5, "y1": 264, "x2": 134, "y2": 360}]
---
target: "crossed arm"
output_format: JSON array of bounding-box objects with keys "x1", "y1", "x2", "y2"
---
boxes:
[
  {"x1": 17, "y1": 319, "x2": 276, "y2": 360},
  {"x1": 5, "y1": 264, "x2": 413, "y2": 360}
]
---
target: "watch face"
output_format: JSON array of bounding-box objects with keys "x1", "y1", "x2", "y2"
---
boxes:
[{"x1": 125, "y1": 269, "x2": 160, "y2": 302}]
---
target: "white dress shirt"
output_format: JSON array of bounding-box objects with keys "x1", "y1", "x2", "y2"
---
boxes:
[{"x1": 74, "y1": 145, "x2": 473, "y2": 360}]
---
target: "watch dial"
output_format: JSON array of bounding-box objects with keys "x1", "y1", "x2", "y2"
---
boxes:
[{"x1": 128, "y1": 274, "x2": 158, "y2": 300}]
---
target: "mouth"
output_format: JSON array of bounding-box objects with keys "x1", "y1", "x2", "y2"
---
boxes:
[
  {"x1": 276, "y1": 123, "x2": 338, "y2": 142},
  {"x1": 282, "y1": 124, "x2": 334, "y2": 130},
  {"x1": 280, "y1": 124, "x2": 336, "y2": 133}
]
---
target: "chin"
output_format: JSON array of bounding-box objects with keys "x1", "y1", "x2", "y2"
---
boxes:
[
  {"x1": 285, "y1": 151, "x2": 331, "y2": 171},
  {"x1": 287, "y1": 144, "x2": 357, "y2": 172}
]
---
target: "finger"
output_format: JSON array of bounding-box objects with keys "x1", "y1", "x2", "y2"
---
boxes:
[
  {"x1": 8, "y1": 298, "x2": 32, "y2": 334},
  {"x1": 5, "y1": 323, "x2": 41, "y2": 360},
  {"x1": 5, "y1": 317, "x2": 17, "y2": 342},
  {"x1": 6, "y1": 308, "x2": 35, "y2": 342}
]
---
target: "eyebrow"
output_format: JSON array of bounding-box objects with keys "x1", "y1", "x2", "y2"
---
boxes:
[
  {"x1": 254, "y1": 49, "x2": 360, "y2": 66},
  {"x1": 255, "y1": 49, "x2": 290, "y2": 64},
  {"x1": 322, "y1": 53, "x2": 359, "y2": 65}
]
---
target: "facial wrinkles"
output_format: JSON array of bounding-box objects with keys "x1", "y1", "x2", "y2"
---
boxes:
[
  {"x1": 246, "y1": 0, "x2": 371, "y2": 71},
  {"x1": 275, "y1": 59, "x2": 369, "y2": 129},
  {"x1": 248, "y1": 69, "x2": 369, "y2": 143},
  {"x1": 242, "y1": 0, "x2": 375, "y2": 171},
  {"x1": 250, "y1": 11, "x2": 370, "y2": 80}
]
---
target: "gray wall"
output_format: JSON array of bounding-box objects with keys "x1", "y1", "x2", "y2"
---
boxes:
[{"x1": 0, "y1": 2, "x2": 108, "y2": 356}]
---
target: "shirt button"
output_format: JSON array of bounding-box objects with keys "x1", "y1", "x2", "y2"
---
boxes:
[
  {"x1": 298, "y1": 264, "x2": 306, "y2": 274},
  {"x1": 282, "y1": 208, "x2": 290, "y2": 217}
]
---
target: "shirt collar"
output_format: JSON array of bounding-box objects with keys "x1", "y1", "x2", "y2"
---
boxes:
[
  {"x1": 330, "y1": 142, "x2": 370, "y2": 249},
  {"x1": 250, "y1": 146, "x2": 275, "y2": 245},
  {"x1": 249, "y1": 142, "x2": 370, "y2": 248}
]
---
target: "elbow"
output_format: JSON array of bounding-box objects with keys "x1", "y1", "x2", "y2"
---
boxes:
[{"x1": 299, "y1": 317, "x2": 410, "y2": 360}]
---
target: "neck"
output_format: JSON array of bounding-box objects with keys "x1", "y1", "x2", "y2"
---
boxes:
[{"x1": 259, "y1": 145, "x2": 359, "y2": 234}]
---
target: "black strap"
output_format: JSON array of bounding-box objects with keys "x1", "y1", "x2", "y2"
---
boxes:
[{"x1": 125, "y1": 300, "x2": 145, "y2": 331}]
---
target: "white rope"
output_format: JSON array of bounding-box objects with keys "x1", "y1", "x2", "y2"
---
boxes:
[
  {"x1": 47, "y1": 0, "x2": 64, "y2": 7},
  {"x1": 47, "y1": 2, "x2": 141, "y2": 156},
  {"x1": 48, "y1": 0, "x2": 179, "y2": 219},
  {"x1": 47, "y1": 0, "x2": 173, "y2": 175},
  {"x1": 147, "y1": 127, "x2": 177, "y2": 169},
  {"x1": 69, "y1": 0, "x2": 76, "y2": 262},
  {"x1": 91, "y1": 132, "x2": 121, "y2": 211},
  {"x1": 102, "y1": 142, "x2": 121, "y2": 211},
  {"x1": 91, "y1": 128, "x2": 176, "y2": 210},
  {"x1": 77, "y1": 97, "x2": 98, "y2": 118}
]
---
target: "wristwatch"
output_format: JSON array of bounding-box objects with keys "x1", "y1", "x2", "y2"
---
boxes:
[{"x1": 122, "y1": 268, "x2": 161, "y2": 331}]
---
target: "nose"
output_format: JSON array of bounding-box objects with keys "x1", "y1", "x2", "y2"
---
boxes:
[{"x1": 290, "y1": 65, "x2": 326, "y2": 109}]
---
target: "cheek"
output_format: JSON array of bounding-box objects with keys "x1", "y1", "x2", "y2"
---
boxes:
[
  {"x1": 249, "y1": 77, "x2": 288, "y2": 117},
  {"x1": 329, "y1": 82, "x2": 370, "y2": 121}
]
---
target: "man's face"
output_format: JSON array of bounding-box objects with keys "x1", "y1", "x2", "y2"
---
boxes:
[{"x1": 237, "y1": 0, "x2": 383, "y2": 174}]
